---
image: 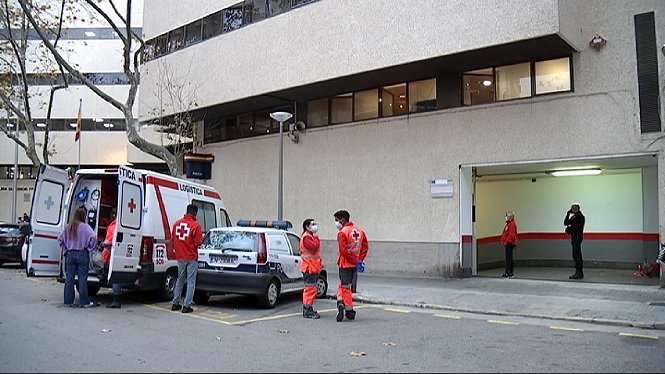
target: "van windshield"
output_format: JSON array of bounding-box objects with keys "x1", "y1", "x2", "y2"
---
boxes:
[{"x1": 202, "y1": 231, "x2": 257, "y2": 252}]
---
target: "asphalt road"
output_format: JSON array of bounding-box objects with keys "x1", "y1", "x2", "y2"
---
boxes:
[{"x1": 0, "y1": 265, "x2": 663, "y2": 373}]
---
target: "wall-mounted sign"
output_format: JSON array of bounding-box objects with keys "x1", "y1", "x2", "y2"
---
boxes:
[
  {"x1": 430, "y1": 179, "x2": 453, "y2": 198},
  {"x1": 184, "y1": 153, "x2": 214, "y2": 180}
]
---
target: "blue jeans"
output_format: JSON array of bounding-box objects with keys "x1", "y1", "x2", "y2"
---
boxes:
[
  {"x1": 103, "y1": 263, "x2": 123, "y2": 295},
  {"x1": 172, "y1": 260, "x2": 198, "y2": 307},
  {"x1": 64, "y1": 250, "x2": 91, "y2": 305}
]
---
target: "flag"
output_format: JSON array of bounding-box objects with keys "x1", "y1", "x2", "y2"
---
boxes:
[{"x1": 75, "y1": 99, "x2": 82, "y2": 142}]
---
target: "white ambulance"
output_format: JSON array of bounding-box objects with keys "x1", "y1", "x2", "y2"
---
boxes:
[{"x1": 26, "y1": 164, "x2": 231, "y2": 301}]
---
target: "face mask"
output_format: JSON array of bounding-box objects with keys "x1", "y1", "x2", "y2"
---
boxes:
[
  {"x1": 505, "y1": 216, "x2": 510, "y2": 222},
  {"x1": 311, "y1": 225, "x2": 318, "y2": 233},
  {"x1": 335, "y1": 221, "x2": 343, "y2": 230}
]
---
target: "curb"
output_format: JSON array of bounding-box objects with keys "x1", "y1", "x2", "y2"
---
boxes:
[{"x1": 324, "y1": 293, "x2": 665, "y2": 331}]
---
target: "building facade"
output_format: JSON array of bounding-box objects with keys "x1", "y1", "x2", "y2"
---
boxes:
[{"x1": 139, "y1": 0, "x2": 665, "y2": 281}]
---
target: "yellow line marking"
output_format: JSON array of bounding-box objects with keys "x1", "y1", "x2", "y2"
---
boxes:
[
  {"x1": 487, "y1": 320, "x2": 519, "y2": 325},
  {"x1": 434, "y1": 314, "x2": 461, "y2": 319},
  {"x1": 550, "y1": 326, "x2": 584, "y2": 331},
  {"x1": 618, "y1": 332, "x2": 658, "y2": 340},
  {"x1": 384, "y1": 308, "x2": 411, "y2": 313}
]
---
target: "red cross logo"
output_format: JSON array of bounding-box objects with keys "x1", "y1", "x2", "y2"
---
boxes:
[
  {"x1": 127, "y1": 198, "x2": 137, "y2": 213},
  {"x1": 175, "y1": 222, "x2": 191, "y2": 240},
  {"x1": 351, "y1": 229, "x2": 361, "y2": 242}
]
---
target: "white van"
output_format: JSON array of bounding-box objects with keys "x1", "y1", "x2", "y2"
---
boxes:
[{"x1": 26, "y1": 164, "x2": 231, "y2": 300}]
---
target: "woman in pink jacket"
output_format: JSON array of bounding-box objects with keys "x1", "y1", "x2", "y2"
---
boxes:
[{"x1": 500, "y1": 211, "x2": 518, "y2": 279}]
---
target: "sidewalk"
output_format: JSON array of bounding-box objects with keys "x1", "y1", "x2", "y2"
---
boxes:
[{"x1": 325, "y1": 269, "x2": 665, "y2": 330}]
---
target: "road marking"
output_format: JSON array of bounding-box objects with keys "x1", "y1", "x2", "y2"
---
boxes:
[
  {"x1": 487, "y1": 320, "x2": 519, "y2": 325},
  {"x1": 434, "y1": 314, "x2": 461, "y2": 319},
  {"x1": 618, "y1": 332, "x2": 658, "y2": 340},
  {"x1": 384, "y1": 308, "x2": 411, "y2": 313},
  {"x1": 550, "y1": 326, "x2": 584, "y2": 331}
]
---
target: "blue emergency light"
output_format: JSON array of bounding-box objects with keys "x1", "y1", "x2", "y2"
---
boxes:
[{"x1": 237, "y1": 219, "x2": 293, "y2": 230}]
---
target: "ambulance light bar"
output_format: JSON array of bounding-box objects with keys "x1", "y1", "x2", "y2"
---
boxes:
[{"x1": 236, "y1": 220, "x2": 293, "y2": 230}]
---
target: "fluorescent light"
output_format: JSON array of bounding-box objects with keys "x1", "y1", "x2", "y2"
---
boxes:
[
  {"x1": 84, "y1": 31, "x2": 96, "y2": 37},
  {"x1": 36, "y1": 122, "x2": 47, "y2": 127},
  {"x1": 93, "y1": 117, "x2": 104, "y2": 122},
  {"x1": 7, "y1": 123, "x2": 14, "y2": 128},
  {"x1": 69, "y1": 122, "x2": 78, "y2": 128},
  {"x1": 482, "y1": 80, "x2": 492, "y2": 86},
  {"x1": 551, "y1": 169, "x2": 602, "y2": 177},
  {"x1": 103, "y1": 123, "x2": 114, "y2": 128}
]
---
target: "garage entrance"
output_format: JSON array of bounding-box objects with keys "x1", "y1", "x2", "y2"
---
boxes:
[{"x1": 459, "y1": 152, "x2": 660, "y2": 285}]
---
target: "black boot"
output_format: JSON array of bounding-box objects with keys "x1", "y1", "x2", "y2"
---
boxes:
[
  {"x1": 336, "y1": 302, "x2": 345, "y2": 322},
  {"x1": 302, "y1": 305, "x2": 320, "y2": 319},
  {"x1": 106, "y1": 294, "x2": 121, "y2": 309},
  {"x1": 345, "y1": 309, "x2": 356, "y2": 320},
  {"x1": 569, "y1": 271, "x2": 584, "y2": 280}
]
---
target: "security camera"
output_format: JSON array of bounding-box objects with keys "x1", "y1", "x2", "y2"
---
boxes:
[{"x1": 294, "y1": 121, "x2": 306, "y2": 132}]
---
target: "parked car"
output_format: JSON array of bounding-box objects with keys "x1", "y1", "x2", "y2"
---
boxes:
[
  {"x1": 195, "y1": 220, "x2": 328, "y2": 308},
  {"x1": 0, "y1": 223, "x2": 30, "y2": 267}
]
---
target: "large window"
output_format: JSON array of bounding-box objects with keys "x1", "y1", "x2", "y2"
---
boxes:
[
  {"x1": 306, "y1": 98, "x2": 329, "y2": 127},
  {"x1": 331, "y1": 93, "x2": 353, "y2": 124},
  {"x1": 408, "y1": 78, "x2": 437, "y2": 113},
  {"x1": 354, "y1": 89, "x2": 379, "y2": 121},
  {"x1": 496, "y1": 62, "x2": 531, "y2": 101},
  {"x1": 463, "y1": 68, "x2": 494, "y2": 106},
  {"x1": 535, "y1": 57, "x2": 571, "y2": 95},
  {"x1": 381, "y1": 83, "x2": 407, "y2": 117}
]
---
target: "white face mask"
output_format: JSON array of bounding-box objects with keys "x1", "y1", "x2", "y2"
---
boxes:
[
  {"x1": 505, "y1": 216, "x2": 510, "y2": 222},
  {"x1": 311, "y1": 224, "x2": 318, "y2": 233},
  {"x1": 335, "y1": 221, "x2": 343, "y2": 230}
]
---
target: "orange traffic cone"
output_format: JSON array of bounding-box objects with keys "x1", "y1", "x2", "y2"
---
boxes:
[{"x1": 634, "y1": 262, "x2": 645, "y2": 277}]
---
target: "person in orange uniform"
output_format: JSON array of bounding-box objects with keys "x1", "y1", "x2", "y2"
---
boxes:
[
  {"x1": 299, "y1": 218, "x2": 322, "y2": 319},
  {"x1": 500, "y1": 211, "x2": 518, "y2": 279},
  {"x1": 101, "y1": 209, "x2": 122, "y2": 308},
  {"x1": 170, "y1": 204, "x2": 203, "y2": 314},
  {"x1": 334, "y1": 210, "x2": 369, "y2": 322}
]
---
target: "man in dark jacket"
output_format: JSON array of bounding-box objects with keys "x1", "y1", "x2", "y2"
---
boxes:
[{"x1": 564, "y1": 203, "x2": 586, "y2": 279}]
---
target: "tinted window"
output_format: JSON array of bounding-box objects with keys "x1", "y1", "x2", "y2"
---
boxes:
[
  {"x1": 192, "y1": 200, "x2": 217, "y2": 232},
  {"x1": 203, "y1": 231, "x2": 257, "y2": 251},
  {"x1": 286, "y1": 232, "x2": 301, "y2": 256}
]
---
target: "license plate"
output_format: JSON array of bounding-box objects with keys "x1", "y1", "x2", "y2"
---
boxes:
[{"x1": 209, "y1": 255, "x2": 237, "y2": 265}]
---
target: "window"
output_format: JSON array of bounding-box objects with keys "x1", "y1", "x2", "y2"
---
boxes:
[
  {"x1": 463, "y1": 68, "x2": 494, "y2": 106},
  {"x1": 330, "y1": 93, "x2": 353, "y2": 124},
  {"x1": 286, "y1": 232, "x2": 301, "y2": 256},
  {"x1": 202, "y1": 12, "x2": 223, "y2": 39},
  {"x1": 535, "y1": 57, "x2": 571, "y2": 95},
  {"x1": 354, "y1": 89, "x2": 379, "y2": 121},
  {"x1": 306, "y1": 98, "x2": 329, "y2": 127},
  {"x1": 185, "y1": 20, "x2": 202, "y2": 46},
  {"x1": 168, "y1": 27, "x2": 185, "y2": 53},
  {"x1": 381, "y1": 83, "x2": 407, "y2": 117},
  {"x1": 408, "y1": 78, "x2": 436, "y2": 113},
  {"x1": 219, "y1": 208, "x2": 231, "y2": 227},
  {"x1": 267, "y1": 0, "x2": 292, "y2": 16},
  {"x1": 243, "y1": 0, "x2": 267, "y2": 25},
  {"x1": 254, "y1": 111, "x2": 275, "y2": 135},
  {"x1": 192, "y1": 200, "x2": 217, "y2": 232},
  {"x1": 35, "y1": 181, "x2": 64, "y2": 225},
  {"x1": 495, "y1": 62, "x2": 531, "y2": 101},
  {"x1": 155, "y1": 34, "x2": 168, "y2": 57},
  {"x1": 223, "y1": 6, "x2": 243, "y2": 33}
]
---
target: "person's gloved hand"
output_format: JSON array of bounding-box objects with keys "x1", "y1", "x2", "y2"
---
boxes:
[{"x1": 356, "y1": 260, "x2": 365, "y2": 273}]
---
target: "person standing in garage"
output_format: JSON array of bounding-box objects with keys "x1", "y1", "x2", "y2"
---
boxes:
[
  {"x1": 334, "y1": 210, "x2": 369, "y2": 322},
  {"x1": 299, "y1": 218, "x2": 322, "y2": 319},
  {"x1": 564, "y1": 203, "x2": 586, "y2": 280},
  {"x1": 500, "y1": 211, "x2": 518, "y2": 279}
]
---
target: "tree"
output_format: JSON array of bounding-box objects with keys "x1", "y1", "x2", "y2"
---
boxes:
[{"x1": 13, "y1": 0, "x2": 183, "y2": 175}]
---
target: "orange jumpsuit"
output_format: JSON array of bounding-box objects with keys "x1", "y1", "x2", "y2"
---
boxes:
[
  {"x1": 299, "y1": 231, "x2": 321, "y2": 307},
  {"x1": 337, "y1": 221, "x2": 369, "y2": 310}
]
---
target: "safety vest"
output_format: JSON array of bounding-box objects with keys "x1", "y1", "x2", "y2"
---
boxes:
[{"x1": 299, "y1": 231, "x2": 322, "y2": 273}]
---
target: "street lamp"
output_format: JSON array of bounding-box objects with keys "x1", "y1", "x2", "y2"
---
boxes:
[{"x1": 269, "y1": 111, "x2": 293, "y2": 220}]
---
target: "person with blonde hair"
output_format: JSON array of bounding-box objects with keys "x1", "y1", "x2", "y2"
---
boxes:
[
  {"x1": 57, "y1": 207, "x2": 99, "y2": 307},
  {"x1": 500, "y1": 211, "x2": 518, "y2": 279}
]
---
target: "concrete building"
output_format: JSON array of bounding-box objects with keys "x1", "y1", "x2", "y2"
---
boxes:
[
  {"x1": 139, "y1": 0, "x2": 665, "y2": 281},
  {"x1": 0, "y1": 0, "x2": 168, "y2": 223}
]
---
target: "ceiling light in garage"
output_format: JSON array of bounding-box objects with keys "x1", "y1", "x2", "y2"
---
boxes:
[{"x1": 551, "y1": 169, "x2": 602, "y2": 177}]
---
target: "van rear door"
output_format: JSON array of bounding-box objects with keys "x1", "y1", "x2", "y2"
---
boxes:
[
  {"x1": 28, "y1": 165, "x2": 70, "y2": 276},
  {"x1": 109, "y1": 165, "x2": 143, "y2": 285}
]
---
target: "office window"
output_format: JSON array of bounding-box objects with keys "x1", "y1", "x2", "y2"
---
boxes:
[
  {"x1": 155, "y1": 34, "x2": 168, "y2": 57},
  {"x1": 185, "y1": 20, "x2": 202, "y2": 46},
  {"x1": 381, "y1": 83, "x2": 407, "y2": 117},
  {"x1": 354, "y1": 89, "x2": 379, "y2": 121},
  {"x1": 496, "y1": 62, "x2": 531, "y2": 101},
  {"x1": 168, "y1": 27, "x2": 184, "y2": 53},
  {"x1": 535, "y1": 57, "x2": 571, "y2": 95},
  {"x1": 330, "y1": 93, "x2": 353, "y2": 124},
  {"x1": 223, "y1": 6, "x2": 243, "y2": 32},
  {"x1": 463, "y1": 68, "x2": 494, "y2": 106},
  {"x1": 254, "y1": 111, "x2": 275, "y2": 135},
  {"x1": 202, "y1": 12, "x2": 223, "y2": 39},
  {"x1": 243, "y1": 0, "x2": 267, "y2": 25},
  {"x1": 408, "y1": 78, "x2": 436, "y2": 113},
  {"x1": 306, "y1": 98, "x2": 328, "y2": 127}
]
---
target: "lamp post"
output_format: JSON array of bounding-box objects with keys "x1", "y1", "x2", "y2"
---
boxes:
[{"x1": 269, "y1": 111, "x2": 293, "y2": 220}]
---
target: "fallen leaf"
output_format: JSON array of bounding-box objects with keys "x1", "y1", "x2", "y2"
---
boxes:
[
  {"x1": 383, "y1": 342, "x2": 397, "y2": 347},
  {"x1": 349, "y1": 351, "x2": 366, "y2": 357},
  {"x1": 216, "y1": 337, "x2": 221, "y2": 341},
  {"x1": 101, "y1": 329, "x2": 111, "y2": 333},
  {"x1": 278, "y1": 329, "x2": 289, "y2": 334}
]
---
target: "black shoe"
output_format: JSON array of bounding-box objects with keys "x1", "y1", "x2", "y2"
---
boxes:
[
  {"x1": 181, "y1": 306, "x2": 194, "y2": 314},
  {"x1": 569, "y1": 272, "x2": 584, "y2": 280},
  {"x1": 171, "y1": 303, "x2": 182, "y2": 311},
  {"x1": 345, "y1": 310, "x2": 356, "y2": 320},
  {"x1": 508, "y1": 273, "x2": 515, "y2": 279},
  {"x1": 303, "y1": 310, "x2": 321, "y2": 319},
  {"x1": 336, "y1": 303, "x2": 345, "y2": 322},
  {"x1": 500, "y1": 273, "x2": 509, "y2": 279}
]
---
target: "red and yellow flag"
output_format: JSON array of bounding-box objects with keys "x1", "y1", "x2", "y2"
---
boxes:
[{"x1": 75, "y1": 99, "x2": 82, "y2": 142}]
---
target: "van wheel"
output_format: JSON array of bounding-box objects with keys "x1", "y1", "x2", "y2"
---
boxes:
[
  {"x1": 258, "y1": 279, "x2": 279, "y2": 309},
  {"x1": 157, "y1": 268, "x2": 178, "y2": 302},
  {"x1": 193, "y1": 291, "x2": 210, "y2": 305},
  {"x1": 316, "y1": 274, "x2": 328, "y2": 299}
]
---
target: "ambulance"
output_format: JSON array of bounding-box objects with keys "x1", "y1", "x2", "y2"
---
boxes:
[{"x1": 25, "y1": 164, "x2": 231, "y2": 301}]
